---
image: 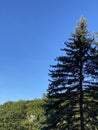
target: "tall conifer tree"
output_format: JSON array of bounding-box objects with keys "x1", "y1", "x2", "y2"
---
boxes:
[{"x1": 43, "y1": 17, "x2": 98, "y2": 130}]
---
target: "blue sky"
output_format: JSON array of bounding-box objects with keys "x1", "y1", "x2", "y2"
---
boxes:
[{"x1": 0, "y1": 0, "x2": 98, "y2": 104}]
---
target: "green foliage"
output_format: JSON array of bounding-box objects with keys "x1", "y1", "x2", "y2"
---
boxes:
[{"x1": 0, "y1": 99, "x2": 46, "y2": 130}]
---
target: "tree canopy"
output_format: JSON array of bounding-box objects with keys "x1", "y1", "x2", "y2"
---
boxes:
[{"x1": 0, "y1": 99, "x2": 46, "y2": 130}]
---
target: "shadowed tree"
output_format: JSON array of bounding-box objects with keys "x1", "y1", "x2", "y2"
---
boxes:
[{"x1": 43, "y1": 17, "x2": 98, "y2": 130}]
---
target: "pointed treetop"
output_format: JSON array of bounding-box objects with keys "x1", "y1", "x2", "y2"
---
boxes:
[
  {"x1": 78, "y1": 16, "x2": 88, "y2": 30},
  {"x1": 79, "y1": 16, "x2": 87, "y2": 25},
  {"x1": 74, "y1": 16, "x2": 88, "y2": 37}
]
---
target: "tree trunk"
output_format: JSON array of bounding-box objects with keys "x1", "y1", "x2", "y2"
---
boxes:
[{"x1": 79, "y1": 46, "x2": 84, "y2": 130}]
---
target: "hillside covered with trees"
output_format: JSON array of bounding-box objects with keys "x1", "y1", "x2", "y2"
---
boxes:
[{"x1": 0, "y1": 99, "x2": 46, "y2": 130}]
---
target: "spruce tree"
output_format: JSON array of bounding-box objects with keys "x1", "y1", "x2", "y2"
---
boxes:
[{"x1": 44, "y1": 17, "x2": 98, "y2": 130}]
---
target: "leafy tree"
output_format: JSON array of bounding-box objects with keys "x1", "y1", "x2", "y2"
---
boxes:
[
  {"x1": 44, "y1": 17, "x2": 98, "y2": 130},
  {"x1": 0, "y1": 99, "x2": 46, "y2": 130}
]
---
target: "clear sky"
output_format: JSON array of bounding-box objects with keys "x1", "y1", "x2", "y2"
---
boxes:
[{"x1": 0, "y1": 0, "x2": 98, "y2": 104}]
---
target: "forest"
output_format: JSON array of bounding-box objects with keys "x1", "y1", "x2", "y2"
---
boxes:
[
  {"x1": 0, "y1": 17, "x2": 98, "y2": 130},
  {"x1": 0, "y1": 99, "x2": 46, "y2": 130}
]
